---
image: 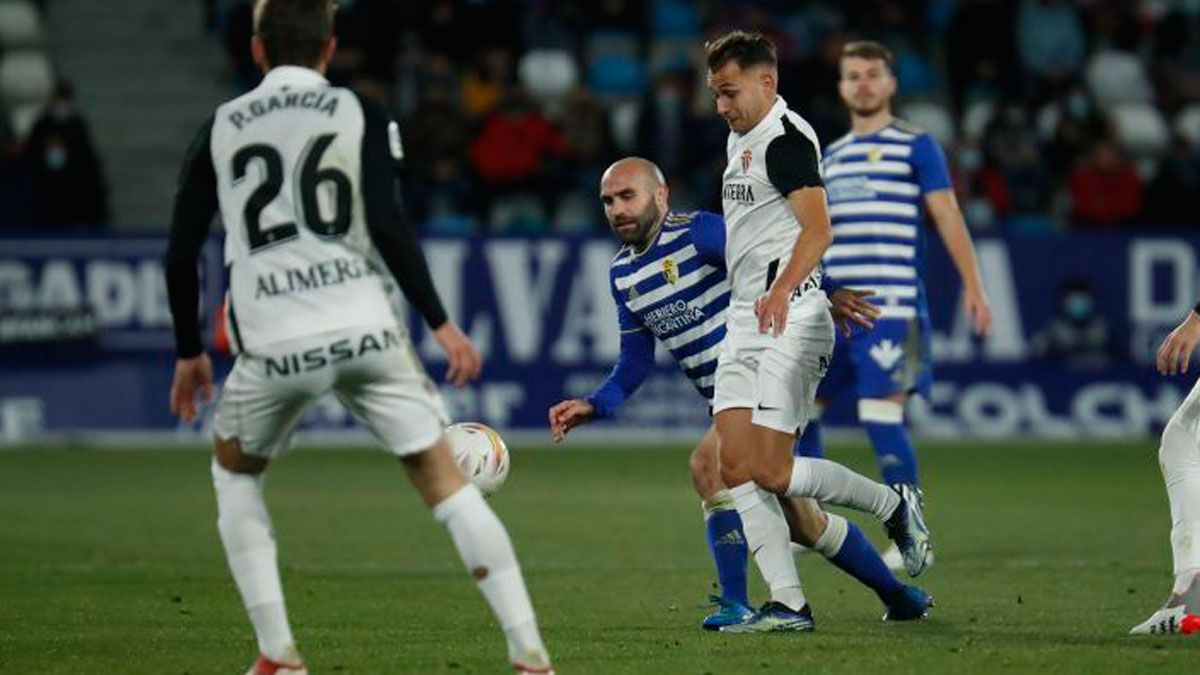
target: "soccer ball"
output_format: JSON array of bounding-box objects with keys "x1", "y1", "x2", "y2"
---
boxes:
[{"x1": 446, "y1": 422, "x2": 510, "y2": 495}]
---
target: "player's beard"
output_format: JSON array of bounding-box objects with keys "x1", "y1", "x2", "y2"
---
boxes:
[
  {"x1": 613, "y1": 201, "x2": 662, "y2": 248},
  {"x1": 849, "y1": 96, "x2": 888, "y2": 118}
]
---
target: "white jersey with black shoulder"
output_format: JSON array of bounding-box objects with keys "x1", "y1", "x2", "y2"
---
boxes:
[
  {"x1": 720, "y1": 95, "x2": 825, "y2": 317},
  {"x1": 165, "y1": 66, "x2": 447, "y2": 357}
]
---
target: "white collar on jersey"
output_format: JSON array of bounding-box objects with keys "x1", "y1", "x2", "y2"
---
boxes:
[
  {"x1": 736, "y1": 95, "x2": 788, "y2": 141},
  {"x1": 261, "y1": 65, "x2": 330, "y2": 88}
]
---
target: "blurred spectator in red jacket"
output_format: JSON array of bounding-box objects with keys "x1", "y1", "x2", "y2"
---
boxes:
[
  {"x1": 469, "y1": 89, "x2": 568, "y2": 230},
  {"x1": 1068, "y1": 138, "x2": 1142, "y2": 229}
]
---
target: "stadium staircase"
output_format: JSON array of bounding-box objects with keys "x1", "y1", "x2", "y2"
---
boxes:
[{"x1": 45, "y1": 0, "x2": 229, "y2": 229}]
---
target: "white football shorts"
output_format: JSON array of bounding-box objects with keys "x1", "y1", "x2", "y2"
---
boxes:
[
  {"x1": 213, "y1": 323, "x2": 448, "y2": 458},
  {"x1": 712, "y1": 291, "x2": 834, "y2": 434}
]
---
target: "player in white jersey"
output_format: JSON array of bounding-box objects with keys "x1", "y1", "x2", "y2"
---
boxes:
[
  {"x1": 548, "y1": 158, "x2": 932, "y2": 631},
  {"x1": 797, "y1": 40, "x2": 993, "y2": 570},
  {"x1": 1131, "y1": 304, "x2": 1200, "y2": 634},
  {"x1": 163, "y1": 2, "x2": 552, "y2": 672},
  {"x1": 703, "y1": 31, "x2": 932, "y2": 631}
]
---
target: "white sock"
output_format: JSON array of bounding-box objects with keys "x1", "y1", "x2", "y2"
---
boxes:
[
  {"x1": 212, "y1": 460, "x2": 295, "y2": 661},
  {"x1": 729, "y1": 482, "x2": 807, "y2": 611},
  {"x1": 811, "y1": 512, "x2": 849, "y2": 558},
  {"x1": 1160, "y1": 418, "x2": 1200, "y2": 587},
  {"x1": 786, "y1": 457, "x2": 900, "y2": 521},
  {"x1": 433, "y1": 484, "x2": 549, "y2": 667}
]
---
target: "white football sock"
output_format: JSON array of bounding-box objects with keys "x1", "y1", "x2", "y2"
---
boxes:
[
  {"x1": 730, "y1": 482, "x2": 807, "y2": 611},
  {"x1": 1160, "y1": 418, "x2": 1200, "y2": 587},
  {"x1": 786, "y1": 457, "x2": 900, "y2": 521},
  {"x1": 811, "y1": 512, "x2": 849, "y2": 558},
  {"x1": 433, "y1": 484, "x2": 549, "y2": 667},
  {"x1": 211, "y1": 459, "x2": 295, "y2": 662}
]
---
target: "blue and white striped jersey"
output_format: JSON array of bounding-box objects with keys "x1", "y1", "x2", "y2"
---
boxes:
[
  {"x1": 820, "y1": 120, "x2": 953, "y2": 320},
  {"x1": 586, "y1": 210, "x2": 729, "y2": 416}
]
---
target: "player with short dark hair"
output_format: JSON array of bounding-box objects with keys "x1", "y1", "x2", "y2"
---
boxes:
[
  {"x1": 795, "y1": 39, "x2": 993, "y2": 570},
  {"x1": 548, "y1": 157, "x2": 933, "y2": 631},
  {"x1": 701, "y1": 30, "x2": 933, "y2": 632},
  {"x1": 164, "y1": 2, "x2": 552, "y2": 672}
]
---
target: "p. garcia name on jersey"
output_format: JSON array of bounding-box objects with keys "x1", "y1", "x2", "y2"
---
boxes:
[
  {"x1": 228, "y1": 90, "x2": 340, "y2": 131},
  {"x1": 722, "y1": 182, "x2": 756, "y2": 204}
]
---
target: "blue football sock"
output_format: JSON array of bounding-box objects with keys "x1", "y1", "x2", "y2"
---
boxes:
[
  {"x1": 705, "y1": 508, "x2": 749, "y2": 606},
  {"x1": 827, "y1": 520, "x2": 906, "y2": 605},
  {"x1": 794, "y1": 421, "x2": 824, "y2": 458},
  {"x1": 864, "y1": 421, "x2": 919, "y2": 486}
]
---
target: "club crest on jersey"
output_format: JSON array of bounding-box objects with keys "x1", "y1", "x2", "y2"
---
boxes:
[
  {"x1": 741, "y1": 149, "x2": 753, "y2": 173},
  {"x1": 867, "y1": 145, "x2": 884, "y2": 163},
  {"x1": 662, "y1": 258, "x2": 679, "y2": 285}
]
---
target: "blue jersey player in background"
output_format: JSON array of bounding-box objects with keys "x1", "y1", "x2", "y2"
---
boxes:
[
  {"x1": 797, "y1": 40, "x2": 993, "y2": 570},
  {"x1": 548, "y1": 157, "x2": 933, "y2": 631}
]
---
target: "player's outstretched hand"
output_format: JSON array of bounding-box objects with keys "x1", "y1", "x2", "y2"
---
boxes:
[
  {"x1": 170, "y1": 353, "x2": 214, "y2": 423},
  {"x1": 433, "y1": 321, "x2": 482, "y2": 387},
  {"x1": 1157, "y1": 310, "x2": 1200, "y2": 376},
  {"x1": 965, "y1": 287, "x2": 993, "y2": 337},
  {"x1": 829, "y1": 288, "x2": 881, "y2": 337},
  {"x1": 548, "y1": 398, "x2": 595, "y2": 443},
  {"x1": 755, "y1": 284, "x2": 792, "y2": 336}
]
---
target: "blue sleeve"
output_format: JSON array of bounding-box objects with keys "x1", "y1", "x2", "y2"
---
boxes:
[
  {"x1": 690, "y1": 211, "x2": 726, "y2": 267},
  {"x1": 586, "y1": 273, "x2": 655, "y2": 419},
  {"x1": 911, "y1": 134, "x2": 953, "y2": 195},
  {"x1": 819, "y1": 263, "x2": 842, "y2": 293},
  {"x1": 586, "y1": 328, "x2": 655, "y2": 419}
]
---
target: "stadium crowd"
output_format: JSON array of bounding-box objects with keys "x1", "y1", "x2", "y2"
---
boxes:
[{"x1": 3, "y1": 0, "x2": 1200, "y2": 234}]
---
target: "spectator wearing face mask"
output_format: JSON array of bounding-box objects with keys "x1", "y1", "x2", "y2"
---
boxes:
[
  {"x1": 1031, "y1": 278, "x2": 1112, "y2": 369},
  {"x1": 23, "y1": 80, "x2": 109, "y2": 229}
]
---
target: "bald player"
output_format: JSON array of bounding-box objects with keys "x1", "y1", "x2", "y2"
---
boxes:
[{"x1": 549, "y1": 157, "x2": 934, "y2": 632}]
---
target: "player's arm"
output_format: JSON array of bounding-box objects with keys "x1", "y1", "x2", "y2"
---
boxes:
[
  {"x1": 357, "y1": 97, "x2": 479, "y2": 386},
  {"x1": 163, "y1": 115, "x2": 218, "y2": 422},
  {"x1": 915, "y1": 134, "x2": 991, "y2": 336},
  {"x1": 1157, "y1": 303, "x2": 1200, "y2": 376},
  {"x1": 758, "y1": 129, "x2": 832, "y2": 335},
  {"x1": 549, "y1": 281, "x2": 655, "y2": 442}
]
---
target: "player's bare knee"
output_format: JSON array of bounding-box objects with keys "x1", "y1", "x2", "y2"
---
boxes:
[
  {"x1": 214, "y1": 436, "x2": 268, "y2": 475},
  {"x1": 718, "y1": 452, "x2": 751, "y2": 488},
  {"x1": 689, "y1": 445, "x2": 719, "y2": 485}
]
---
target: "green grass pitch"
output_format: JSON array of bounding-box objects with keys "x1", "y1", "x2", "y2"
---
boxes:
[{"x1": 1, "y1": 441, "x2": 1196, "y2": 673}]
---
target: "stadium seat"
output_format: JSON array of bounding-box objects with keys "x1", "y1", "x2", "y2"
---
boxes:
[
  {"x1": 1086, "y1": 49, "x2": 1153, "y2": 107},
  {"x1": 1111, "y1": 102, "x2": 1169, "y2": 157},
  {"x1": 553, "y1": 189, "x2": 595, "y2": 233},
  {"x1": 901, "y1": 101, "x2": 955, "y2": 147},
  {"x1": 0, "y1": 1, "x2": 43, "y2": 49},
  {"x1": 9, "y1": 100, "x2": 41, "y2": 138},
  {"x1": 588, "y1": 53, "x2": 645, "y2": 101},
  {"x1": 1034, "y1": 103, "x2": 1060, "y2": 142},
  {"x1": 651, "y1": 0, "x2": 699, "y2": 39},
  {"x1": 489, "y1": 194, "x2": 548, "y2": 233},
  {"x1": 648, "y1": 38, "x2": 694, "y2": 77},
  {"x1": 962, "y1": 100, "x2": 995, "y2": 141},
  {"x1": 586, "y1": 30, "x2": 640, "y2": 63},
  {"x1": 1174, "y1": 104, "x2": 1200, "y2": 148},
  {"x1": 608, "y1": 99, "x2": 641, "y2": 152},
  {"x1": 894, "y1": 49, "x2": 937, "y2": 97},
  {"x1": 0, "y1": 50, "x2": 53, "y2": 105},
  {"x1": 518, "y1": 49, "x2": 577, "y2": 107}
]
